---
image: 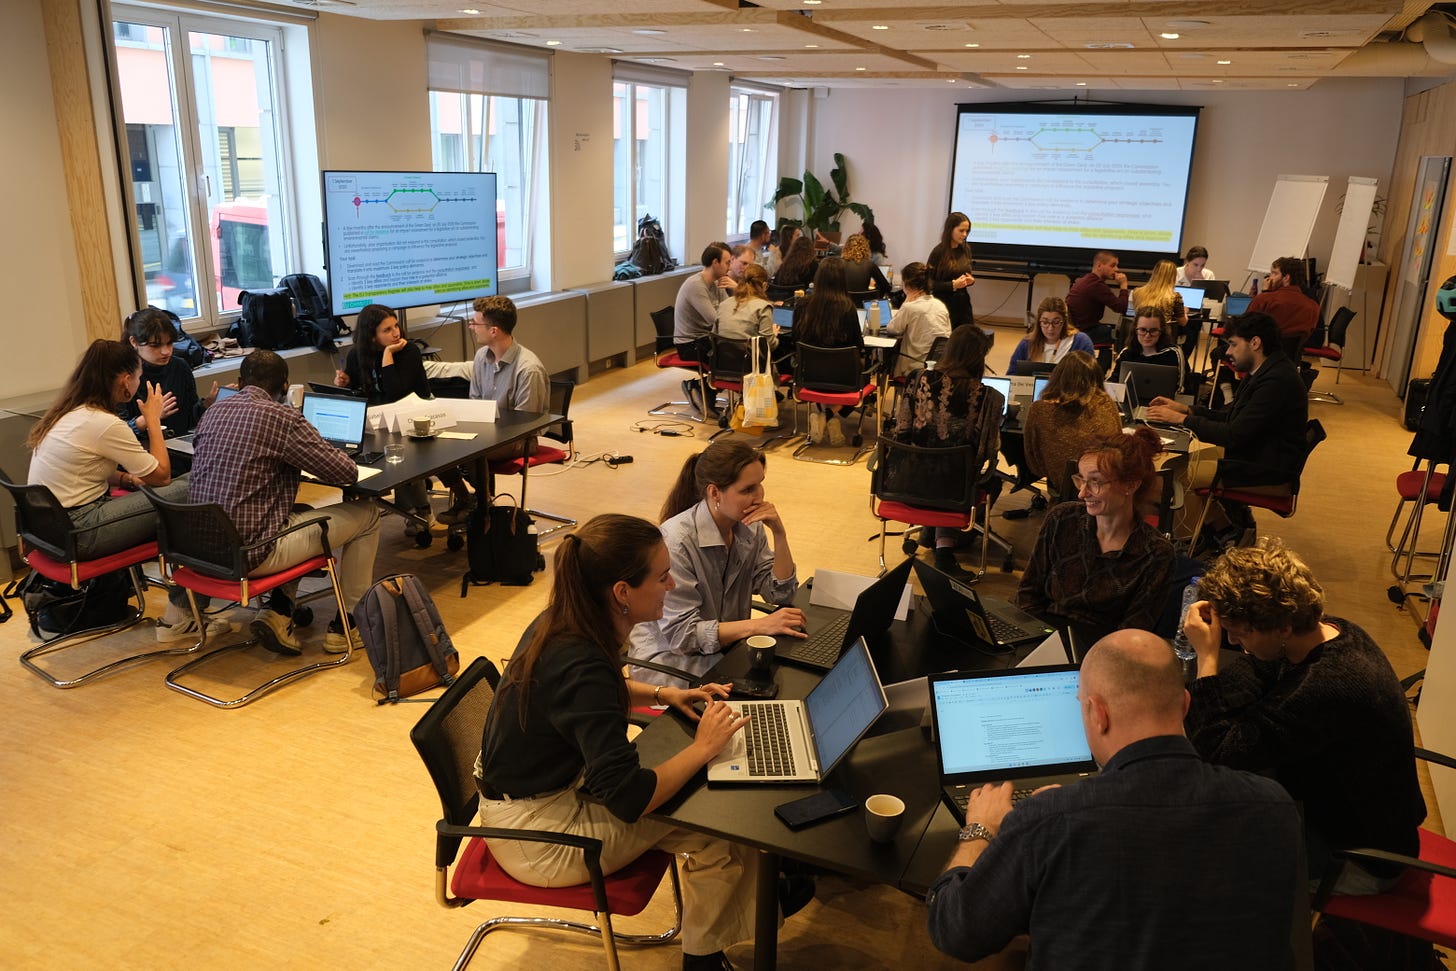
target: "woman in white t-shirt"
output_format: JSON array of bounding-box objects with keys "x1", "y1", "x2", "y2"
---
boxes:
[
  {"x1": 1176, "y1": 245, "x2": 1216, "y2": 286},
  {"x1": 886, "y1": 261, "x2": 952, "y2": 377},
  {"x1": 26, "y1": 340, "x2": 223, "y2": 637}
]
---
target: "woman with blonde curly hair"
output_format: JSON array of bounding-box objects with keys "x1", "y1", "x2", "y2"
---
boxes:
[
  {"x1": 1183, "y1": 541, "x2": 1425, "y2": 894},
  {"x1": 840, "y1": 232, "x2": 892, "y2": 296}
]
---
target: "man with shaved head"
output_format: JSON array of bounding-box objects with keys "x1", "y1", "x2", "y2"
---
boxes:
[{"x1": 927, "y1": 630, "x2": 1302, "y2": 969}]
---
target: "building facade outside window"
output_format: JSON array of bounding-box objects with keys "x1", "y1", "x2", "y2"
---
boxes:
[{"x1": 727, "y1": 87, "x2": 777, "y2": 239}]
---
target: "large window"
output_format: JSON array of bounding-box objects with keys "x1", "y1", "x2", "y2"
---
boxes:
[
  {"x1": 112, "y1": 7, "x2": 296, "y2": 327},
  {"x1": 727, "y1": 87, "x2": 777, "y2": 239},
  {"x1": 427, "y1": 35, "x2": 548, "y2": 285},
  {"x1": 613, "y1": 79, "x2": 684, "y2": 256}
]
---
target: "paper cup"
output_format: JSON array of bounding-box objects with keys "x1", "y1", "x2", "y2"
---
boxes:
[{"x1": 864, "y1": 793, "x2": 905, "y2": 843}]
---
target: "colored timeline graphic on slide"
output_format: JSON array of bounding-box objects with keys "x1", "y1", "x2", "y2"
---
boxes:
[
  {"x1": 323, "y1": 171, "x2": 498, "y2": 313},
  {"x1": 950, "y1": 111, "x2": 1197, "y2": 253}
]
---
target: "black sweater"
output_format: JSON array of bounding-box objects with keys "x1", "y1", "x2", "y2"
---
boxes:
[
  {"x1": 1183, "y1": 351, "x2": 1307, "y2": 487},
  {"x1": 479, "y1": 631, "x2": 657, "y2": 823},
  {"x1": 342, "y1": 340, "x2": 432, "y2": 406},
  {"x1": 1186, "y1": 618, "x2": 1425, "y2": 864},
  {"x1": 120, "y1": 355, "x2": 203, "y2": 437}
]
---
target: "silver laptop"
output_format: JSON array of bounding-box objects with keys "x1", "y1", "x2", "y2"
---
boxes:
[
  {"x1": 928, "y1": 665, "x2": 1097, "y2": 823},
  {"x1": 707, "y1": 637, "x2": 888, "y2": 785}
]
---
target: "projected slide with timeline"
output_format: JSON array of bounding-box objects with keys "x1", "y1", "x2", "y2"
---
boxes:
[
  {"x1": 322, "y1": 170, "x2": 498, "y2": 316},
  {"x1": 948, "y1": 106, "x2": 1199, "y2": 263}
]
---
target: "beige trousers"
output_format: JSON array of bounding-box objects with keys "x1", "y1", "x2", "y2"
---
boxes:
[{"x1": 480, "y1": 785, "x2": 762, "y2": 955}]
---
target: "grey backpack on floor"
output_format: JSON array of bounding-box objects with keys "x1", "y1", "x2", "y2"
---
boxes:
[{"x1": 352, "y1": 573, "x2": 459, "y2": 704}]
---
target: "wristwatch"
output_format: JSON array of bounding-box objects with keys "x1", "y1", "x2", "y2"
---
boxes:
[{"x1": 957, "y1": 821, "x2": 994, "y2": 843}]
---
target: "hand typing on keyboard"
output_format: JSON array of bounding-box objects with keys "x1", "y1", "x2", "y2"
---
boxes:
[
  {"x1": 750, "y1": 605, "x2": 808, "y2": 639},
  {"x1": 690, "y1": 699, "x2": 751, "y2": 763}
]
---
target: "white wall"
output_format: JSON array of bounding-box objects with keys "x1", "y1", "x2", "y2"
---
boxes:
[
  {"x1": 548, "y1": 52, "x2": 614, "y2": 290},
  {"x1": 685, "y1": 71, "x2": 730, "y2": 249},
  {"x1": 803, "y1": 80, "x2": 1404, "y2": 313},
  {"x1": 5, "y1": 0, "x2": 89, "y2": 396}
]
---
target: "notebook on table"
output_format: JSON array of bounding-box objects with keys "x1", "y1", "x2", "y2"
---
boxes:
[
  {"x1": 913, "y1": 559, "x2": 1054, "y2": 652},
  {"x1": 707, "y1": 637, "x2": 888, "y2": 785},
  {"x1": 927, "y1": 665, "x2": 1097, "y2": 823},
  {"x1": 774, "y1": 556, "x2": 912, "y2": 672},
  {"x1": 301, "y1": 392, "x2": 379, "y2": 461}
]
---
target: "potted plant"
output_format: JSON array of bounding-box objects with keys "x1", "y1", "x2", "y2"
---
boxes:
[{"x1": 766, "y1": 153, "x2": 875, "y2": 242}]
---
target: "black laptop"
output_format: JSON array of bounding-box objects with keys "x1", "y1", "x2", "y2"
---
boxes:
[
  {"x1": 912, "y1": 559, "x2": 1054, "y2": 652},
  {"x1": 773, "y1": 556, "x2": 912, "y2": 672},
  {"x1": 928, "y1": 665, "x2": 1097, "y2": 823}
]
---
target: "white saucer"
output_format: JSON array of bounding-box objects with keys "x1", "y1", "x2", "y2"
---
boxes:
[{"x1": 406, "y1": 432, "x2": 438, "y2": 440}]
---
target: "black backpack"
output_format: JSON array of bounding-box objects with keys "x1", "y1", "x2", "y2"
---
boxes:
[
  {"x1": 281, "y1": 273, "x2": 351, "y2": 350},
  {"x1": 461, "y1": 497, "x2": 540, "y2": 595},
  {"x1": 18, "y1": 569, "x2": 136, "y2": 640},
  {"x1": 232, "y1": 287, "x2": 298, "y2": 349},
  {"x1": 353, "y1": 574, "x2": 459, "y2": 704}
]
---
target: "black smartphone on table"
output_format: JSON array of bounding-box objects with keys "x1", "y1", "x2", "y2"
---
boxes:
[{"x1": 774, "y1": 788, "x2": 858, "y2": 830}]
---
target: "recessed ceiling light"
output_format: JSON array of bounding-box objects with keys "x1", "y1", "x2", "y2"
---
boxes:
[
  {"x1": 947, "y1": 78, "x2": 956, "y2": 83},
  {"x1": 545, "y1": 40, "x2": 561, "y2": 46},
  {"x1": 458, "y1": 8, "x2": 479, "y2": 14},
  {"x1": 872, "y1": 25, "x2": 889, "y2": 31},
  {"x1": 1217, "y1": 59, "x2": 1232, "y2": 65},
  {"x1": 1160, "y1": 32, "x2": 1180, "y2": 40},
  {"x1": 1076, "y1": 81, "x2": 1087, "y2": 86},
  {"x1": 964, "y1": 43, "x2": 980, "y2": 48},
  {"x1": 1016, "y1": 66, "x2": 1028, "y2": 70},
  {"x1": 740, "y1": 28, "x2": 754, "y2": 33},
  {"x1": 805, "y1": 44, "x2": 819, "y2": 49},
  {"x1": 713, "y1": 62, "x2": 724, "y2": 66},
  {"x1": 855, "y1": 66, "x2": 866, "y2": 71},
  {"x1": 1211, "y1": 78, "x2": 1223, "y2": 83},
  {"x1": 632, "y1": 29, "x2": 665, "y2": 35},
  {"x1": 1287, "y1": 82, "x2": 1300, "y2": 87},
  {"x1": 1017, "y1": 53, "x2": 1031, "y2": 59},
  {"x1": 803, "y1": 0, "x2": 821, "y2": 4}
]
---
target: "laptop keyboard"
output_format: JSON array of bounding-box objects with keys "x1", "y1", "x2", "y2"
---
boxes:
[
  {"x1": 950, "y1": 785, "x2": 1034, "y2": 817},
  {"x1": 779, "y1": 613, "x2": 851, "y2": 667},
  {"x1": 987, "y1": 614, "x2": 1031, "y2": 645},
  {"x1": 744, "y1": 702, "x2": 798, "y2": 777}
]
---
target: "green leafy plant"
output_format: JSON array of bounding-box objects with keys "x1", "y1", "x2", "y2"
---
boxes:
[{"x1": 765, "y1": 153, "x2": 875, "y2": 235}]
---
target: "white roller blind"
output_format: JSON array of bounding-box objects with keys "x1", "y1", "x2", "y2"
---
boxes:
[
  {"x1": 612, "y1": 60, "x2": 691, "y2": 87},
  {"x1": 426, "y1": 32, "x2": 550, "y2": 99}
]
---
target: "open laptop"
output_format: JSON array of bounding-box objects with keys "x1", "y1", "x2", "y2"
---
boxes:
[
  {"x1": 771, "y1": 306, "x2": 795, "y2": 330},
  {"x1": 707, "y1": 637, "x2": 888, "y2": 784},
  {"x1": 980, "y1": 376, "x2": 1012, "y2": 417},
  {"x1": 1224, "y1": 293, "x2": 1254, "y2": 317},
  {"x1": 308, "y1": 381, "x2": 364, "y2": 398},
  {"x1": 1119, "y1": 360, "x2": 1181, "y2": 421},
  {"x1": 928, "y1": 665, "x2": 1097, "y2": 822},
  {"x1": 1175, "y1": 285, "x2": 1206, "y2": 318},
  {"x1": 1032, "y1": 374, "x2": 1050, "y2": 402},
  {"x1": 913, "y1": 559, "x2": 1054, "y2": 652},
  {"x1": 1191, "y1": 279, "x2": 1231, "y2": 301},
  {"x1": 776, "y1": 556, "x2": 912, "y2": 672},
  {"x1": 863, "y1": 297, "x2": 892, "y2": 329},
  {"x1": 1120, "y1": 378, "x2": 1194, "y2": 452},
  {"x1": 300, "y1": 391, "x2": 373, "y2": 458}
]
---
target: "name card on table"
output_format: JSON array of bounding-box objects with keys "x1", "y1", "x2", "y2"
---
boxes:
[
  {"x1": 367, "y1": 393, "x2": 458, "y2": 433},
  {"x1": 439, "y1": 398, "x2": 498, "y2": 423}
]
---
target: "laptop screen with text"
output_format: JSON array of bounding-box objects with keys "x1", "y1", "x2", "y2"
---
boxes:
[{"x1": 932, "y1": 667, "x2": 1091, "y2": 777}]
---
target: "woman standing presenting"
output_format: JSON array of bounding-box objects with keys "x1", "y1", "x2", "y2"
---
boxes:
[
  {"x1": 478, "y1": 514, "x2": 779, "y2": 971},
  {"x1": 627, "y1": 442, "x2": 805, "y2": 686},
  {"x1": 927, "y1": 212, "x2": 976, "y2": 329}
]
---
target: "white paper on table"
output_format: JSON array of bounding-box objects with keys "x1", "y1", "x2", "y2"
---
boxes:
[
  {"x1": 1008, "y1": 375, "x2": 1034, "y2": 400},
  {"x1": 864, "y1": 334, "x2": 897, "y2": 349},
  {"x1": 388, "y1": 412, "x2": 402, "y2": 435},
  {"x1": 809, "y1": 568, "x2": 912, "y2": 621},
  {"x1": 1016, "y1": 631, "x2": 1072, "y2": 668},
  {"x1": 436, "y1": 431, "x2": 477, "y2": 440},
  {"x1": 301, "y1": 466, "x2": 381, "y2": 483},
  {"x1": 439, "y1": 397, "x2": 498, "y2": 423}
]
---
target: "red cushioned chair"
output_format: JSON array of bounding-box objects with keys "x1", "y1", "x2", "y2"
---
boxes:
[
  {"x1": 870, "y1": 439, "x2": 992, "y2": 576},
  {"x1": 1312, "y1": 747, "x2": 1456, "y2": 951},
  {"x1": 706, "y1": 334, "x2": 791, "y2": 444},
  {"x1": 488, "y1": 380, "x2": 577, "y2": 539},
  {"x1": 1187, "y1": 419, "x2": 1326, "y2": 552},
  {"x1": 1, "y1": 471, "x2": 178, "y2": 688},
  {"x1": 647, "y1": 306, "x2": 714, "y2": 423},
  {"x1": 792, "y1": 342, "x2": 877, "y2": 465},
  {"x1": 141, "y1": 486, "x2": 352, "y2": 709},
  {"x1": 1387, "y1": 460, "x2": 1449, "y2": 584},
  {"x1": 411, "y1": 656, "x2": 681, "y2": 971},
  {"x1": 1303, "y1": 306, "x2": 1354, "y2": 405}
]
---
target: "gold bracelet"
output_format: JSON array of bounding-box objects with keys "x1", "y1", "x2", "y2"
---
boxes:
[{"x1": 654, "y1": 684, "x2": 664, "y2": 706}]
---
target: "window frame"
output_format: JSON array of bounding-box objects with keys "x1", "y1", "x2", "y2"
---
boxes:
[
  {"x1": 726, "y1": 86, "x2": 778, "y2": 240},
  {"x1": 613, "y1": 77, "x2": 684, "y2": 262}
]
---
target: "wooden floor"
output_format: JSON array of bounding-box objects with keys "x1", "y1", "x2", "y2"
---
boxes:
[{"x1": 0, "y1": 326, "x2": 1440, "y2": 970}]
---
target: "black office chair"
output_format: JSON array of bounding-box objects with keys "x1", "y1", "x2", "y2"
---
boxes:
[
  {"x1": 410, "y1": 656, "x2": 682, "y2": 970},
  {"x1": 1303, "y1": 306, "x2": 1355, "y2": 405},
  {"x1": 648, "y1": 306, "x2": 712, "y2": 422},
  {"x1": 487, "y1": 379, "x2": 577, "y2": 539},
  {"x1": 792, "y1": 343, "x2": 877, "y2": 465}
]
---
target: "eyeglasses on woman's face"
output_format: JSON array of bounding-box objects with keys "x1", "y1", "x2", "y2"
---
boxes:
[
  {"x1": 1135, "y1": 327, "x2": 1162, "y2": 337},
  {"x1": 1071, "y1": 473, "x2": 1111, "y2": 494},
  {"x1": 1039, "y1": 316, "x2": 1065, "y2": 329}
]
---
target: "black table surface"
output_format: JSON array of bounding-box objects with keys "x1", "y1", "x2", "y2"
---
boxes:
[{"x1": 351, "y1": 410, "x2": 556, "y2": 496}]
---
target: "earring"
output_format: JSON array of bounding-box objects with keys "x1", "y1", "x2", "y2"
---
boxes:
[{"x1": 621, "y1": 603, "x2": 629, "y2": 616}]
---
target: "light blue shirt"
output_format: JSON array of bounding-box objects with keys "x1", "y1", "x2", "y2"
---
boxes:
[{"x1": 627, "y1": 500, "x2": 798, "y2": 685}]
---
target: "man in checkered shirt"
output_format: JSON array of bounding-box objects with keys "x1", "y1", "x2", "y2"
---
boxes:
[{"x1": 190, "y1": 350, "x2": 380, "y2": 655}]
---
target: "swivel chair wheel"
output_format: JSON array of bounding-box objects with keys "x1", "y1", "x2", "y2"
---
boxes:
[
  {"x1": 414, "y1": 530, "x2": 433, "y2": 549},
  {"x1": 902, "y1": 535, "x2": 919, "y2": 557},
  {"x1": 446, "y1": 533, "x2": 464, "y2": 552},
  {"x1": 291, "y1": 605, "x2": 314, "y2": 628},
  {"x1": 851, "y1": 434, "x2": 863, "y2": 447},
  {"x1": 536, "y1": 553, "x2": 546, "y2": 571}
]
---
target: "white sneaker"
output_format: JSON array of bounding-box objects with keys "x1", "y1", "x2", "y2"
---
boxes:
[
  {"x1": 826, "y1": 419, "x2": 847, "y2": 448},
  {"x1": 807, "y1": 411, "x2": 826, "y2": 443},
  {"x1": 155, "y1": 616, "x2": 238, "y2": 643},
  {"x1": 251, "y1": 609, "x2": 302, "y2": 656}
]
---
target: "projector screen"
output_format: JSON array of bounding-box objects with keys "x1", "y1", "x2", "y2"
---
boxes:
[
  {"x1": 322, "y1": 170, "x2": 498, "y2": 316},
  {"x1": 949, "y1": 103, "x2": 1200, "y2": 270}
]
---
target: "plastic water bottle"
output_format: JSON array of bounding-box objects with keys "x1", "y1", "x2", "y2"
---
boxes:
[{"x1": 1172, "y1": 576, "x2": 1201, "y2": 662}]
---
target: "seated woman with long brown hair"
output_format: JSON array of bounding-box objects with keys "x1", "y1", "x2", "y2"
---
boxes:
[{"x1": 1022, "y1": 350, "x2": 1123, "y2": 499}]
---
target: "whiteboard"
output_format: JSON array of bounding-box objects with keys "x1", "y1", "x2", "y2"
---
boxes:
[
  {"x1": 1326, "y1": 177, "x2": 1380, "y2": 290},
  {"x1": 1247, "y1": 175, "x2": 1329, "y2": 273}
]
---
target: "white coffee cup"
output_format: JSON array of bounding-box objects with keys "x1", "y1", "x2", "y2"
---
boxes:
[
  {"x1": 412, "y1": 416, "x2": 435, "y2": 437},
  {"x1": 864, "y1": 793, "x2": 905, "y2": 843},
  {"x1": 287, "y1": 383, "x2": 305, "y2": 408}
]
